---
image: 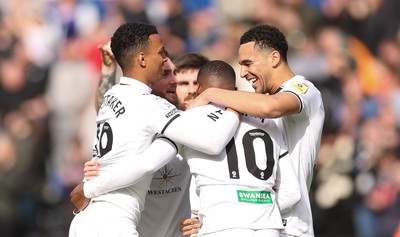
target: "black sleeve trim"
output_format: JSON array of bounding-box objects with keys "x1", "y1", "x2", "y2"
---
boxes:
[
  {"x1": 279, "y1": 151, "x2": 289, "y2": 159},
  {"x1": 156, "y1": 136, "x2": 178, "y2": 152},
  {"x1": 160, "y1": 114, "x2": 181, "y2": 134},
  {"x1": 282, "y1": 91, "x2": 303, "y2": 114}
]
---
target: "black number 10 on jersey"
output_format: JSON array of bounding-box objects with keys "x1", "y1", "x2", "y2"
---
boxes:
[{"x1": 226, "y1": 129, "x2": 274, "y2": 180}]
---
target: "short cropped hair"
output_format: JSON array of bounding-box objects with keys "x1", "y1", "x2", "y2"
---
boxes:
[
  {"x1": 111, "y1": 22, "x2": 158, "y2": 70},
  {"x1": 240, "y1": 25, "x2": 288, "y2": 62},
  {"x1": 173, "y1": 53, "x2": 209, "y2": 73},
  {"x1": 197, "y1": 60, "x2": 236, "y2": 90}
]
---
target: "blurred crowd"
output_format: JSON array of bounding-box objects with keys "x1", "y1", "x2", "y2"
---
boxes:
[{"x1": 0, "y1": 0, "x2": 399, "y2": 236}]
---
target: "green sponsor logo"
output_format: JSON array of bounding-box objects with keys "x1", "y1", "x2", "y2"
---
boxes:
[{"x1": 237, "y1": 190, "x2": 273, "y2": 204}]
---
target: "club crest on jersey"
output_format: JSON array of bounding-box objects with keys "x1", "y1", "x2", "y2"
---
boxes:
[
  {"x1": 147, "y1": 165, "x2": 182, "y2": 195},
  {"x1": 291, "y1": 82, "x2": 309, "y2": 94}
]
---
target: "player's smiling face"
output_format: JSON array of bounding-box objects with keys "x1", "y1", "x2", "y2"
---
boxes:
[
  {"x1": 147, "y1": 34, "x2": 168, "y2": 84},
  {"x1": 238, "y1": 42, "x2": 271, "y2": 94}
]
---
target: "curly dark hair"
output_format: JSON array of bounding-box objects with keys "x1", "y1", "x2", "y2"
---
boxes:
[
  {"x1": 173, "y1": 52, "x2": 209, "y2": 73},
  {"x1": 198, "y1": 60, "x2": 236, "y2": 90},
  {"x1": 111, "y1": 22, "x2": 158, "y2": 70},
  {"x1": 240, "y1": 25, "x2": 288, "y2": 62}
]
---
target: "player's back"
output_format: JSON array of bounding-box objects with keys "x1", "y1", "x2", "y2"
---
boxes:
[
  {"x1": 187, "y1": 114, "x2": 286, "y2": 188},
  {"x1": 183, "y1": 107, "x2": 288, "y2": 234}
]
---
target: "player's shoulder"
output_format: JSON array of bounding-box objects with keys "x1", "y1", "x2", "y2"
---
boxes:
[
  {"x1": 281, "y1": 76, "x2": 322, "y2": 105},
  {"x1": 186, "y1": 103, "x2": 226, "y2": 115},
  {"x1": 141, "y1": 94, "x2": 176, "y2": 110},
  {"x1": 241, "y1": 114, "x2": 281, "y2": 133},
  {"x1": 282, "y1": 76, "x2": 311, "y2": 93}
]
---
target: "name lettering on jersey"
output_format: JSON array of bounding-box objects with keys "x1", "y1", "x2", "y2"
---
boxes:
[
  {"x1": 207, "y1": 109, "x2": 223, "y2": 121},
  {"x1": 237, "y1": 190, "x2": 273, "y2": 204},
  {"x1": 165, "y1": 108, "x2": 179, "y2": 118},
  {"x1": 102, "y1": 95, "x2": 126, "y2": 118},
  {"x1": 291, "y1": 81, "x2": 309, "y2": 94},
  {"x1": 147, "y1": 187, "x2": 182, "y2": 195}
]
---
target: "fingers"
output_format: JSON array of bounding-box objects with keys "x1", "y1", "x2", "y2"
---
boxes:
[
  {"x1": 84, "y1": 160, "x2": 99, "y2": 169},
  {"x1": 98, "y1": 41, "x2": 112, "y2": 54},
  {"x1": 84, "y1": 173, "x2": 97, "y2": 181},
  {"x1": 181, "y1": 228, "x2": 199, "y2": 236},
  {"x1": 98, "y1": 41, "x2": 115, "y2": 67},
  {"x1": 180, "y1": 217, "x2": 201, "y2": 236},
  {"x1": 180, "y1": 221, "x2": 201, "y2": 230},
  {"x1": 83, "y1": 162, "x2": 99, "y2": 173},
  {"x1": 190, "y1": 210, "x2": 199, "y2": 215},
  {"x1": 180, "y1": 223, "x2": 201, "y2": 236},
  {"x1": 99, "y1": 45, "x2": 112, "y2": 56},
  {"x1": 83, "y1": 159, "x2": 99, "y2": 180},
  {"x1": 180, "y1": 217, "x2": 199, "y2": 225},
  {"x1": 84, "y1": 170, "x2": 99, "y2": 181}
]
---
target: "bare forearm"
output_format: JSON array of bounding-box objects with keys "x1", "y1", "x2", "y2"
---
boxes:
[
  {"x1": 95, "y1": 70, "x2": 116, "y2": 112},
  {"x1": 203, "y1": 88, "x2": 298, "y2": 118},
  {"x1": 202, "y1": 88, "x2": 272, "y2": 117},
  {"x1": 95, "y1": 41, "x2": 117, "y2": 113}
]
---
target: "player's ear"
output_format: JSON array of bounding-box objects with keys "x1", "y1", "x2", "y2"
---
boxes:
[
  {"x1": 271, "y1": 50, "x2": 280, "y2": 68},
  {"x1": 138, "y1": 52, "x2": 146, "y2": 67}
]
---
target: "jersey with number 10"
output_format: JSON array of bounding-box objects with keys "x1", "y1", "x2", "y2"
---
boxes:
[{"x1": 182, "y1": 111, "x2": 289, "y2": 234}]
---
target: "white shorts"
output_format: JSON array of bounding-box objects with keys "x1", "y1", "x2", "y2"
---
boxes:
[
  {"x1": 69, "y1": 201, "x2": 139, "y2": 237},
  {"x1": 199, "y1": 228, "x2": 279, "y2": 237}
]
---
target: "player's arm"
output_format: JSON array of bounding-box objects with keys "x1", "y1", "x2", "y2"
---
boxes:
[
  {"x1": 162, "y1": 105, "x2": 240, "y2": 155},
  {"x1": 70, "y1": 137, "x2": 179, "y2": 211},
  {"x1": 70, "y1": 42, "x2": 118, "y2": 211},
  {"x1": 274, "y1": 152, "x2": 301, "y2": 213},
  {"x1": 83, "y1": 137, "x2": 179, "y2": 198},
  {"x1": 95, "y1": 41, "x2": 117, "y2": 112},
  {"x1": 187, "y1": 88, "x2": 300, "y2": 118}
]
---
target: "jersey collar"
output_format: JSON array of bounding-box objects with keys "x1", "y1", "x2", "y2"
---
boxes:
[
  {"x1": 119, "y1": 76, "x2": 152, "y2": 95},
  {"x1": 273, "y1": 87, "x2": 283, "y2": 94},
  {"x1": 273, "y1": 75, "x2": 305, "y2": 94}
]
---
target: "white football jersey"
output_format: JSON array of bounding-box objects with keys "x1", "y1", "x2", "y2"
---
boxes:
[
  {"x1": 275, "y1": 75, "x2": 325, "y2": 237},
  {"x1": 182, "y1": 110, "x2": 290, "y2": 234},
  {"x1": 91, "y1": 77, "x2": 181, "y2": 221},
  {"x1": 138, "y1": 155, "x2": 191, "y2": 237},
  {"x1": 84, "y1": 76, "x2": 239, "y2": 232}
]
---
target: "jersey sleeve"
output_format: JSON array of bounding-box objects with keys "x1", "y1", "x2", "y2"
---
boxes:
[
  {"x1": 83, "y1": 137, "x2": 178, "y2": 198},
  {"x1": 189, "y1": 175, "x2": 200, "y2": 212},
  {"x1": 280, "y1": 78, "x2": 317, "y2": 117},
  {"x1": 275, "y1": 152, "x2": 301, "y2": 213},
  {"x1": 161, "y1": 104, "x2": 239, "y2": 155}
]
